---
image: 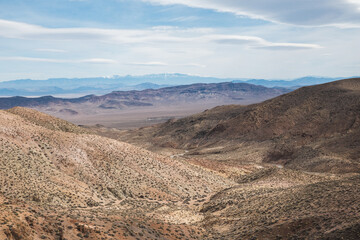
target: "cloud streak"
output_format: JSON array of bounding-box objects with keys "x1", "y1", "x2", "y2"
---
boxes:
[
  {"x1": 143, "y1": 0, "x2": 360, "y2": 27},
  {"x1": 0, "y1": 57, "x2": 65, "y2": 63},
  {"x1": 211, "y1": 35, "x2": 321, "y2": 50},
  {"x1": 127, "y1": 61, "x2": 169, "y2": 66},
  {"x1": 127, "y1": 61, "x2": 206, "y2": 67},
  {"x1": 80, "y1": 58, "x2": 117, "y2": 64},
  {"x1": 35, "y1": 48, "x2": 67, "y2": 53},
  {"x1": 0, "y1": 56, "x2": 117, "y2": 64},
  {"x1": 0, "y1": 19, "x2": 320, "y2": 51}
]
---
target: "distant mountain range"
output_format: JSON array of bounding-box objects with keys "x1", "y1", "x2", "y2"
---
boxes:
[
  {"x1": 0, "y1": 74, "x2": 350, "y2": 97},
  {"x1": 0, "y1": 81, "x2": 289, "y2": 110},
  {"x1": 233, "y1": 76, "x2": 346, "y2": 88},
  {"x1": 0, "y1": 82, "x2": 290, "y2": 128}
]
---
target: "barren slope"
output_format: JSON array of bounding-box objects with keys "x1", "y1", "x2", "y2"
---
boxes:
[
  {"x1": 0, "y1": 107, "x2": 233, "y2": 239},
  {"x1": 90, "y1": 79, "x2": 360, "y2": 239},
  {"x1": 2, "y1": 79, "x2": 360, "y2": 239},
  {"x1": 201, "y1": 171, "x2": 360, "y2": 239},
  {"x1": 119, "y1": 78, "x2": 360, "y2": 173}
]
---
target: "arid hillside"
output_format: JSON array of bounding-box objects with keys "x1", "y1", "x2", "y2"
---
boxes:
[
  {"x1": 1, "y1": 90, "x2": 360, "y2": 239},
  {"x1": 0, "y1": 107, "x2": 233, "y2": 239},
  {"x1": 201, "y1": 171, "x2": 360, "y2": 239},
  {"x1": 118, "y1": 78, "x2": 360, "y2": 173},
  {"x1": 105, "y1": 78, "x2": 360, "y2": 239}
]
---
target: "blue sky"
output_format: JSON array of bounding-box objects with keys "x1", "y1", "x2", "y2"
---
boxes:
[{"x1": 0, "y1": 0, "x2": 359, "y2": 81}]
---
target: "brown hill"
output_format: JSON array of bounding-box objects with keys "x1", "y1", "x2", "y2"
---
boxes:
[
  {"x1": 118, "y1": 78, "x2": 360, "y2": 173},
  {"x1": 0, "y1": 96, "x2": 359, "y2": 239},
  {"x1": 95, "y1": 78, "x2": 360, "y2": 239},
  {"x1": 7, "y1": 107, "x2": 88, "y2": 134},
  {"x1": 0, "y1": 107, "x2": 234, "y2": 205},
  {"x1": 0, "y1": 107, "x2": 232, "y2": 239},
  {"x1": 201, "y1": 172, "x2": 360, "y2": 239}
]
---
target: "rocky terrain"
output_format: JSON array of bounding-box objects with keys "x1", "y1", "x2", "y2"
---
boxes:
[
  {"x1": 118, "y1": 78, "x2": 360, "y2": 174},
  {"x1": 202, "y1": 171, "x2": 360, "y2": 239},
  {"x1": 1, "y1": 79, "x2": 359, "y2": 239},
  {"x1": 0, "y1": 107, "x2": 234, "y2": 239},
  {"x1": 99, "y1": 78, "x2": 360, "y2": 239}
]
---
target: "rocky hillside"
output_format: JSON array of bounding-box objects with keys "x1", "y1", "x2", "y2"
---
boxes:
[
  {"x1": 201, "y1": 170, "x2": 360, "y2": 239},
  {"x1": 0, "y1": 107, "x2": 233, "y2": 239},
  {"x1": 1, "y1": 107, "x2": 233, "y2": 207},
  {"x1": 118, "y1": 78, "x2": 360, "y2": 173},
  {"x1": 6, "y1": 107, "x2": 89, "y2": 133},
  {"x1": 1, "y1": 99, "x2": 359, "y2": 239}
]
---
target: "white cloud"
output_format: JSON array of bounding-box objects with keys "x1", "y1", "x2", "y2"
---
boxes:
[
  {"x1": 126, "y1": 62, "x2": 206, "y2": 68},
  {"x1": 0, "y1": 57, "x2": 65, "y2": 63},
  {"x1": 0, "y1": 56, "x2": 117, "y2": 64},
  {"x1": 0, "y1": 19, "x2": 126, "y2": 41},
  {"x1": 0, "y1": 19, "x2": 201, "y2": 44},
  {"x1": 180, "y1": 63, "x2": 206, "y2": 68},
  {"x1": 170, "y1": 16, "x2": 200, "y2": 22},
  {"x1": 0, "y1": 19, "x2": 320, "y2": 51},
  {"x1": 143, "y1": 0, "x2": 360, "y2": 27},
  {"x1": 35, "y1": 48, "x2": 67, "y2": 53},
  {"x1": 347, "y1": 0, "x2": 360, "y2": 9},
  {"x1": 4, "y1": 18, "x2": 356, "y2": 81},
  {"x1": 257, "y1": 43, "x2": 322, "y2": 51},
  {"x1": 210, "y1": 35, "x2": 321, "y2": 50},
  {"x1": 127, "y1": 61, "x2": 169, "y2": 66},
  {"x1": 80, "y1": 58, "x2": 117, "y2": 64}
]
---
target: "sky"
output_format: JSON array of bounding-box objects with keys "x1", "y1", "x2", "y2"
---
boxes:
[{"x1": 0, "y1": 0, "x2": 359, "y2": 81}]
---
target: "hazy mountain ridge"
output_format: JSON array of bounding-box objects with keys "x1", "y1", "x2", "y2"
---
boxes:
[
  {"x1": 234, "y1": 76, "x2": 345, "y2": 88},
  {"x1": 0, "y1": 82, "x2": 289, "y2": 109},
  {"x1": 0, "y1": 74, "x2": 346, "y2": 96},
  {"x1": 0, "y1": 82, "x2": 290, "y2": 129}
]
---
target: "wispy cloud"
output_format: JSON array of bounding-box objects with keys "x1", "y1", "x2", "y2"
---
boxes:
[
  {"x1": 143, "y1": 0, "x2": 360, "y2": 27},
  {"x1": 211, "y1": 35, "x2": 322, "y2": 50},
  {"x1": 127, "y1": 61, "x2": 169, "y2": 66},
  {"x1": 257, "y1": 43, "x2": 322, "y2": 51},
  {"x1": 80, "y1": 58, "x2": 117, "y2": 64},
  {"x1": 0, "y1": 0, "x2": 358, "y2": 81},
  {"x1": 170, "y1": 16, "x2": 200, "y2": 22},
  {"x1": 0, "y1": 56, "x2": 117, "y2": 64},
  {"x1": 0, "y1": 19, "x2": 321, "y2": 50},
  {"x1": 0, "y1": 19, "x2": 194, "y2": 44},
  {"x1": 35, "y1": 48, "x2": 67, "y2": 53},
  {"x1": 0, "y1": 57, "x2": 65, "y2": 63},
  {"x1": 180, "y1": 63, "x2": 206, "y2": 68},
  {"x1": 126, "y1": 62, "x2": 206, "y2": 68}
]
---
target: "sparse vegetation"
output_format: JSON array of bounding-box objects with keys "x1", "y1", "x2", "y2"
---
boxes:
[{"x1": 1, "y1": 79, "x2": 360, "y2": 239}]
